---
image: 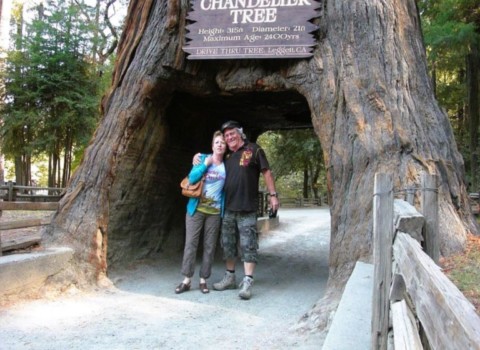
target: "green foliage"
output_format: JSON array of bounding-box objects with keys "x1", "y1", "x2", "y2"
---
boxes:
[
  {"x1": 420, "y1": 0, "x2": 477, "y2": 105},
  {"x1": 0, "y1": 1, "x2": 119, "y2": 184},
  {"x1": 419, "y1": 0, "x2": 480, "y2": 189},
  {"x1": 257, "y1": 129, "x2": 325, "y2": 198}
]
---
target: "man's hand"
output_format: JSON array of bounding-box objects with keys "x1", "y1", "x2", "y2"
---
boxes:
[
  {"x1": 204, "y1": 155, "x2": 213, "y2": 166},
  {"x1": 269, "y1": 195, "x2": 279, "y2": 212},
  {"x1": 262, "y1": 169, "x2": 279, "y2": 212},
  {"x1": 192, "y1": 153, "x2": 202, "y2": 165}
]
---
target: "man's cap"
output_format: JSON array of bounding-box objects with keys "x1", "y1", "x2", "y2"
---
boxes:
[{"x1": 221, "y1": 120, "x2": 242, "y2": 132}]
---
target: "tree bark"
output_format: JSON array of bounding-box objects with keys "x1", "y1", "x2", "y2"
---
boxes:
[
  {"x1": 45, "y1": 0, "x2": 478, "y2": 331},
  {"x1": 467, "y1": 41, "x2": 479, "y2": 191},
  {"x1": 303, "y1": 167, "x2": 309, "y2": 198}
]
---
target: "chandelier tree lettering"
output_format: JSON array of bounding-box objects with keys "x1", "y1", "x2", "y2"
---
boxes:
[{"x1": 184, "y1": 0, "x2": 319, "y2": 59}]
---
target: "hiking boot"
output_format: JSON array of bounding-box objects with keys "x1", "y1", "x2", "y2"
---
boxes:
[
  {"x1": 213, "y1": 271, "x2": 236, "y2": 291},
  {"x1": 238, "y1": 276, "x2": 254, "y2": 300}
]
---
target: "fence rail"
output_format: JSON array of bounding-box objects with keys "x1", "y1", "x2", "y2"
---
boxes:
[
  {"x1": 279, "y1": 196, "x2": 327, "y2": 208},
  {"x1": 257, "y1": 192, "x2": 327, "y2": 217},
  {"x1": 470, "y1": 192, "x2": 480, "y2": 215},
  {"x1": 0, "y1": 182, "x2": 63, "y2": 202},
  {"x1": 0, "y1": 182, "x2": 62, "y2": 256},
  {"x1": 372, "y1": 173, "x2": 480, "y2": 349}
]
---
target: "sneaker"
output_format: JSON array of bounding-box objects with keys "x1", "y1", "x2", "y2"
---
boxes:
[
  {"x1": 238, "y1": 276, "x2": 254, "y2": 300},
  {"x1": 213, "y1": 271, "x2": 236, "y2": 291}
]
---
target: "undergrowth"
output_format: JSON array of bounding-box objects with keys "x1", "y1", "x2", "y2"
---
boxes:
[{"x1": 441, "y1": 233, "x2": 480, "y2": 315}]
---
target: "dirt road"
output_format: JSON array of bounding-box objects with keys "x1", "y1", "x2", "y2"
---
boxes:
[{"x1": 0, "y1": 208, "x2": 330, "y2": 349}]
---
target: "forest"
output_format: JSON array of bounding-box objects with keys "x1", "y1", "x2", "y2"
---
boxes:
[
  {"x1": 0, "y1": 0, "x2": 126, "y2": 188},
  {"x1": 0, "y1": 0, "x2": 479, "y2": 198}
]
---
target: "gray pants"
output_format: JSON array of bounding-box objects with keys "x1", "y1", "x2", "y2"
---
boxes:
[{"x1": 181, "y1": 211, "x2": 221, "y2": 279}]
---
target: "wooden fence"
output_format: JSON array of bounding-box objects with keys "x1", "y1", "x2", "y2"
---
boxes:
[
  {"x1": 372, "y1": 173, "x2": 480, "y2": 349},
  {"x1": 257, "y1": 192, "x2": 327, "y2": 217},
  {"x1": 470, "y1": 192, "x2": 480, "y2": 215},
  {"x1": 279, "y1": 196, "x2": 327, "y2": 208},
  {"x1": 0, "y1": 182, "x2": 62, "y2": 257},
  {"x1": 0, "y1": 181, "x2": 63, "y2": 202}
]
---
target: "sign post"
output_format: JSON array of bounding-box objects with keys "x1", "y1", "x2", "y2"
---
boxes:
[{"x1": 183, "y1": 0, "x2": 319, "y2": 60}]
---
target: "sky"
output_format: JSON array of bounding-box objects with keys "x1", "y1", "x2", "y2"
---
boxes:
[
  {"x1": 0, "y1": 0, "x2": 127, "y2": 51},
  {"x1": 0, "y1": 0, "x2": 13, "y2": 51}
]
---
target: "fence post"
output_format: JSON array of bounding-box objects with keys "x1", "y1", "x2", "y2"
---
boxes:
[
  {"x1": 372, "y1": 173, "x2": 394, "y2": 350},
  {"x1": 7, "y1": 181, "x2": 13, "y2": 202},
  {"x1": 421, "y1": 173, "x2": 439, "y2": 264},
  {"x1": 406, "y1": 187, "x2": 415, "y2": 205},
  {"x1": 0, "y1": 182, "x2": 5, "y2": 256}
]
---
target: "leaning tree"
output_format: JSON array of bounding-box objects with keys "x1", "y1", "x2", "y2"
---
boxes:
[{"x1": 45, "y1": 0, "x2": 478, "y2": 332}]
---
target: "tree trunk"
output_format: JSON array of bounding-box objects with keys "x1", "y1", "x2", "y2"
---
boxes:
[
  {"x1": 0, "y1": 154, "x2": 3, "y2": 180},
  {"x1": 45, "y1": 0, "x2": 478, "y2": 331},
  {"x1": 303, "y1": 166, "x2": 309, "y2": 198},
  {"x1": 312, "y1": 165, "x2": 320, "y2": 199},
  {"x1": 14, "y1": 155, "x2": 28, "y2": 186},
  {"x1": 467, "y1": 42, "x2": 479, "y2": 192}
]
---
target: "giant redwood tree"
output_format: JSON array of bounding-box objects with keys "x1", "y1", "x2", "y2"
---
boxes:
[{"x1": 45, "y1": 0, "x2": 478, "y2": 331}]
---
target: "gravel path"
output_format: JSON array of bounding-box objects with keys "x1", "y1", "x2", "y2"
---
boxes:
[{"x1": 0, "y1": 208, "x2": 330, "y2": 349}]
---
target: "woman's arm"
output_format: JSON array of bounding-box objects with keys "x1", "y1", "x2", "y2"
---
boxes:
[{"x1": 187, "y1": 154, "x2": 210, "y2": 183}]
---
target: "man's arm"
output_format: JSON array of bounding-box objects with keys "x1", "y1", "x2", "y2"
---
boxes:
[
  {"x1": 262, "y1": 169, "x2": 279, "y2": 212},
  {"x1": 192, "y1": 153, "x2": 202, "y2": 165}
]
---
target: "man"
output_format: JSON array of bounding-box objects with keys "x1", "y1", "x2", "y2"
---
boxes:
[{"x1": 212, "y1": 120, "x2": 279, "y2": 300}]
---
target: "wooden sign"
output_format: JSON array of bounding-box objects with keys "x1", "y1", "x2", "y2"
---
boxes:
[{"x1": 183, "y1": 0, "x2": 319, "y2": 60}]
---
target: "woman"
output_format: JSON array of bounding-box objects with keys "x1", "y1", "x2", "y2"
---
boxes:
[{"x1": 175, "y1": 131, "x2": 227, "y2": 294}]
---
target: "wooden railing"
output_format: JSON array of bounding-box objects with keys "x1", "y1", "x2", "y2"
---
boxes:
[
  {"x1": 0, "y1": 181, "x2": 63, "y2": 203},
  {"x1": 0, "y1": 182, "x2": 62, "y2": 256},
  {"x1": 372, "y1": 173, "x2": 480, "y2": 349},
  {"x1": 279, "y1": 196, "x2": 327, "y2": 208},
  {"x1": 257, "y1": 192, "x2": 327, "y2": 217},
  {"x1": 470, "y1": 192, "x2": 480, "y2": 215}
]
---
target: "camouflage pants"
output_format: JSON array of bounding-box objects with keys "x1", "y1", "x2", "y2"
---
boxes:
[{"x1": 221, "y1": 210, "x2": 258, "y2": 264}]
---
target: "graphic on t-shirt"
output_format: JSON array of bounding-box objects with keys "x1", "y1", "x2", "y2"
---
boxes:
[
  {"x1": 197, "y1": 163, "x2": 226, "y2": 215},
  {"x1": 240, "y1": 149, "x2": 253, "y2": 167},
  {"x1": 198, "y1": 196, "x2": 220, "y2": 215}
]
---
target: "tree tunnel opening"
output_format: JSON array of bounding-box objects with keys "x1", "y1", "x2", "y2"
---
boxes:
[{"x1": 106, "y1": 88, "x2": 322, "y2": 271}]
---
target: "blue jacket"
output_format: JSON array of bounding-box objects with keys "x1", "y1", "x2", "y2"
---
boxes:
[{"x1": 186, "y1": 154, "x2": 225, "y2": 217}]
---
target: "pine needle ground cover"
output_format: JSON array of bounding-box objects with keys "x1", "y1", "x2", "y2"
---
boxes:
[{"x1": 441, "y1": 233, "x2": 480, "y2": 315}]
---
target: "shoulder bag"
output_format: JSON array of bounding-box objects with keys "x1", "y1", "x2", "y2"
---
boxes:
[{"x1": 180, "y1": 176, "x2": 205, "y2": 198}]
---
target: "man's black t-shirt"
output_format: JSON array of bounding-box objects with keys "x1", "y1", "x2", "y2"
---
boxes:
[{"x1": 224, "y1": 141, "x2": 270, "y2": 212}]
